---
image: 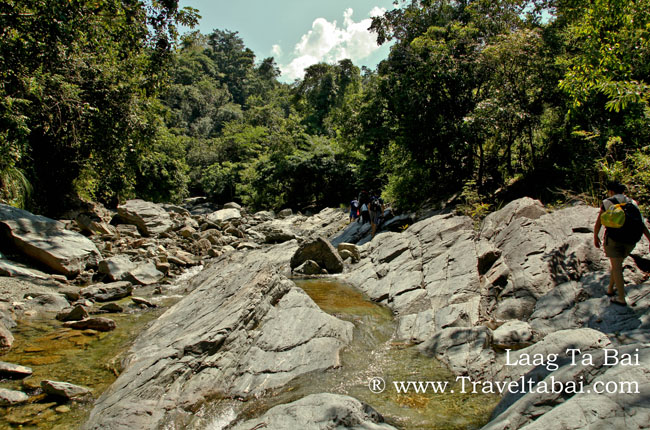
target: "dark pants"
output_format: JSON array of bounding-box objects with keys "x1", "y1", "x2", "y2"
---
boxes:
[{"x1": 361, "y1": 211, "x2": 370, "y2": 224}]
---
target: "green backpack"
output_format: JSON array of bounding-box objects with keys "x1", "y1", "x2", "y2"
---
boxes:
[{"x1": 601, "y1": 202, "x2": 626, "y2": 228}]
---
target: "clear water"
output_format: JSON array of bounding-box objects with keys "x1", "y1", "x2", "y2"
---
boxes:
[{"x1": 198, "y1": 278, "x2": 499, "y2": 430}]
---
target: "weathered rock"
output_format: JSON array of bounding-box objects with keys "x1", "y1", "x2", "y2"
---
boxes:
[
  {"x1": 253, "y1": 224, "x2": 297, "y2": 244},
  {"x1": 0, "y1": 323, "x2": 13, "y2": 350},
  {"x1": 0, "y1": 388, "x2": 29, "y2": 406},
  {"x1": 0, "y1": 258, "x2": 47, "y2": 279},
  {"x1": 277, "y1": 208, "x2": 293, "y2": 218},
  {"x1": 75, "y1": 213, "x2": 116, "y2": 236},
  {"x1": 223, "y1": 202, "x2": 241, "y2": 210},
  {"x1": 294, "y1": 260, "x2": 323, "y2": 275},
  {"x1": 98, "y1": 256, "x2": 137, "y2": 282},
  {"x1": 80, "y1": 282, "x2": 133, "y2": 302},
  {"x1": 480, "y1": 197, "x2": 547, "y2": 240},
  {"x1": 117, "y1": 200, "x2": 173, "y2": 237},
  {"x1": 230, "y1": 393, "x2": 397, "y2": 430},
  {"x1": 337, "y1": 242, "x2": 360, "y2": 262},
  {"x1": 0, "y1": 361, "x2": 32, "y2": 378},
  {"x1": 84, "y1": 249, "x2": 351, "y2": 430},
  {"x1": 0, "y1": 204, "x2": 101, "y2": 276},
  {"x1": 28, "y1": 293, "x2": 70, "y2": 312},
  {"x1": 178, "y1": 226, "x2": 195, "y2": 238},
  {"x1": 127, "y1": 262, "x2": 164, "y2": 286},
  {"x1": 131, "y1": 297, "x2": 156, "y2": 308},
  {"x1": 484, "y1": 344, "x2": 650, "y2": 430},
  {"x1": 63, "y1": 317, "x2": 116, "y2": 332},
  {"x1": 115, "y1": 224, "x2": 140, "y2": 238},
  {"x1": 56, "y1": 305, "x2": 89, "y2": 322},
  {"x1": 206, "y1": 208, "x2": 241, "y2": 224},
  {"x1": 290, "y1": 237, "x2": 344, "y2": 274},
  {"x1": 41, "y1": 380, "x2": 92, "y2": 400},
  {"x1": 419, "y1": 326, "x2": 495, "y2": 380},
  {"x1": 492, "y1": 320, "x2": 534, "y2": 349}
]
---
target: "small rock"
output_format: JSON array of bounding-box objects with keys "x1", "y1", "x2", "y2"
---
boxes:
[
  {"x1": 277, "y1": 208, "x2": 293, "y2": 218},
  {"x1": 1, "y1": 323, "x2": 13, "y2": 349},
  {"x1": 131, "y1": 297, "x2": 156, "y2": 308},
  {"x1": 337, "y1": 243, "x2": 360, "y2": 262},
  {"x1": 155, "y1": 261, "x2": 170, "y2": 274},
  {"x1": 56, "y1": 305, "x2": 89, "y2": 322},
  {"x1": 0, "y1": 361, "x2": 33, "y2": 378},
  {"x1": 63, "y1": 317, "x2": 116, "y2": 332},
  {"x1": 295, "y1": 260, "x2": 323, "y2": 275},
  {"x1": 0, "y1": 388, "x2": 29, "y2": 406},
  {"x1": 80, "y1": 281, "x2": 133, "y2": 302},
  {"x1": 41, "y1": 380, "x2": 92, "y2": 400},
  {"x1": 99, "y1": 303, "x2": 123, "y2": 313},
  {"x1": 55, "y1": 405, "x2": 71, "y2": 413}
]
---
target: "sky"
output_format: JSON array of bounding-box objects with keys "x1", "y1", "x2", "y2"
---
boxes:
[{"x1": 177, "y1": 0, "x2": 397, "y2": 83}]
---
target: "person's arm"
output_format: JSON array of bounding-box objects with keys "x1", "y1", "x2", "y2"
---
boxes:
[{"x1": 594, "y1": 208, "x2": 604, "y2": 249}]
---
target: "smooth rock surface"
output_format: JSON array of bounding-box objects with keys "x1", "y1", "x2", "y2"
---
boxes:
[{"x1": 117, "y1": 200, "x2": 173, "y2": 236}]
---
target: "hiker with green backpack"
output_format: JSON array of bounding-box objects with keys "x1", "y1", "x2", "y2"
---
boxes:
[{"x1": 593, "y1": 181, "x2": 650, "y2": 306}]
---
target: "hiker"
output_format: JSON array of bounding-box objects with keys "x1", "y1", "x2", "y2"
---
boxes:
[
  {"x1": 358, "y1": 190, "x2": 370, "y2": 224},
  {"x1": 369, "y1": 192, "x2": 385, "y2": 238},
  {"x1": 593, "y1": 181, "x2": 650, "y2": 306},
  {"x1": 349, "y1": 198, "x2": 359, "y2": 223}
]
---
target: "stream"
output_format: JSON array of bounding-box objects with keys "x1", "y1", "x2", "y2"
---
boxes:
[
  {"x1": 196, "y1": 278, "x2": 499, "y2": 430},
  {"x1": 1, "y1": 276, "x2": 499, "y2": 429}
]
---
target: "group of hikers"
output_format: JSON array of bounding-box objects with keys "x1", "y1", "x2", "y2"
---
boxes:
[{"x1": 349, "y1": 190, "x2": 384, "y2": 238}]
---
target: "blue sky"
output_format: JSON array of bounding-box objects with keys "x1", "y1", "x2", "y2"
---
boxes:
[{"x1": 178, "y1": 0, "x2": 397, "y2": 82}]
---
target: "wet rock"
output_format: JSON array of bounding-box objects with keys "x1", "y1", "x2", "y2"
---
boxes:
[
  {"x1": 99, "y1": 303, "x2": 123, "y2": 313},
  {"x1": 0, "y1": 361, "x2": 32, "y2": 378},
  {"x1": 98, "y1": 256, "x2": 137, "y2": 282},
  {"x1": 0, "y1": 388, "x2": 29, "y2": 406},
  {"x1": 80, "y1": 281, "x2": 133, "y2": 302},
  {"x1": 230, "y1": 393, "x2": 397, "y2": 430},
  {"x1": 28, "y1": 293, "x2": 70, "y2": 312},
  {"x1": 117, "y1": 200, "x2": 173, "y2": 237},
  {"x1": 56, "y1": 304, "x2": 89, "y2": 322},
  {"x1": 0, "y1": 203, "x2": 101, "y2": 276},
  {"x1": 41, "y1": 380, "x2": 92, "y2": 400},
  {"x1": 419, "y1": 326, "x2": 495, "y2": 379},
  {"x1": 131, "y1": 297, "x2": 156, "y2": 308},
  {"x1": 290, "y1": 237, "x2": 344, "y2": 274},
  {"x1": 63, "y1": 317, "x2": 116, "y2": 332}
]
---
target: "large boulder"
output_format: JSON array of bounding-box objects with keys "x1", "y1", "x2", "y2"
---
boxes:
[
  {"x1": 84, "y1": 248, "x2": 353, "y2": 430},
  {"x1": 116, "y1": 200, "x2": 173, "y2": 237},
  {"x1": 98, "y1": 256, "x2": 137, "y2": 282},
  {"x1": 206, "y1": 208, "x2": 241, "y2": 224},
  {"x1": 0, "y1": 204, "x2": 100, "y2": 276},
  {"x1": 290, "y1": 237, "x2": 344, "y2": 274},
  {"x1": 230, "y1": 393, "x2": 397, "y2": 430}
]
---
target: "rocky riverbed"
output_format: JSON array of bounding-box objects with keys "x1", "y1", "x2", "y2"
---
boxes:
[{"x1": 1, "y1": 197, "x2": 649, "y2": 429}]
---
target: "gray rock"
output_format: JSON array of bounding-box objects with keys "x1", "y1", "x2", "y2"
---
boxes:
[
  {"x1": 0, "y1": 388, "x2": 29, "y2": 405},
  {"x1": 0, "y1": 361, "x2": 32, "y2": 378},
  {"x1": 29, "y1": 293, "x2": 70, "y2": 312},
  {"x1": 492, "y1": 320, "x2": 534, "y2": 348},
  {"x1": 98, "y1": 255, "x2": 137, "y2": 282},
  {"x1": 419, "y1": 326, "x2": 495, "y2": 379},
  {"x1": 206, "y1": 208, "x2": 241, "y2": 224},
  {"x1": 75, "y1": 213, "x2": 116, "y2": 236},
  {"x1": 42, "y1": 380, "x2": 92, "y2": 399},
  {"x1": 115, "y1": 224, "x2": 140, "y2": 238},
  {"x1": 290, "y1": 237, "x2": 344, "y2": 274},
  {"x1": 480, "y1": 197, "x2": 547, "y2": 240},
  {"x1": 277, "y1": 208, "x2": 293, "y2": 218},
  {"x1": 223, "y1": 202, "x2": 242, "y2": 210},
  {"x1": 253, "y1": 210, "x2": 275, "y2": 221},
  {"x1": 80, "y1": 282, "x2": 133, "y2": 302},
  {"x1": 294, "y1": 260, "x2": 323, "y2": 275},
  {"x1": 484, "y1": 344, "x2": 650, "y2": 430},
  {"x1": 117, "y1": 199, "x2": 173, "y2": 237},
  {"x1": 0, "y1": 203, "x2": 100, "y2": 276},
  {"x1": 230, "y1": 393, "x2": 397, "y2": 430},
  {"x1": 84, "y1": 252, "x2": 352, "y2": 430},
  {"x1": 56, "y1": 304, "x2": 89, "y2": 322},
  {"x1": 127, "y1": 262, "x2": 164, "y2": 286},
  {"x1": 63, "y1": 317, "x2": 116, "y2": 332},
  {"x1": 0, "y1": 258, "x2": 47, "y2": 279}
]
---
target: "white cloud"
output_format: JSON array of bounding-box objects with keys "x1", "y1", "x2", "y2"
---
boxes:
[
  {"x1": 280, "y1": 7, "x2": 386, "y2": 82},
  {"x1": 271, "y1": 44, "x2": 283, "y2": 57}
]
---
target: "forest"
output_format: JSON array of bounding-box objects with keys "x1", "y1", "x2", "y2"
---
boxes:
[{"x1": 1, "y1": 0, "x2": 649, "y2": 217}]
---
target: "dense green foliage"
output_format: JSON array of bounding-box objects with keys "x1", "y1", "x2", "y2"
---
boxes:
[{"x1": 2, "y1": 0, "x2": 649, "y2": 216}]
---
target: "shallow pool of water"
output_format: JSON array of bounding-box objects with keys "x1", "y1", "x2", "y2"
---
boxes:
[{"x1": 200, "y1": 278, "x2": 499, "y2": 430}]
